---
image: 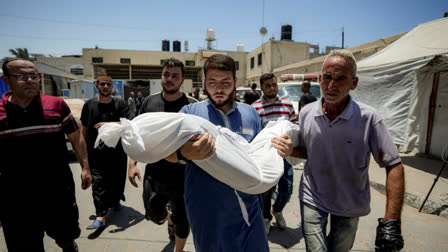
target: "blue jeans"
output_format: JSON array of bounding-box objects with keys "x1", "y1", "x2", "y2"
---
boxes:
[
  {"x1": 263, "y1": 159, "x2": 293, "y2": 220},
  {"x1": 300, "y1": 202, "x2": 359, "y2": 252}
]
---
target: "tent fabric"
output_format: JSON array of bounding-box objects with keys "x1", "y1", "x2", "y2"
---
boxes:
[
  {"x1": 353, "y1": 18, "x2": 448, "y2": 156},
  {"x1": 359, "y1": 18, "x2": 448, "y2": 68}
]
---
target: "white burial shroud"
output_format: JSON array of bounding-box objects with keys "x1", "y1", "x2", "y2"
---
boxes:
[{"x1": 95, "y1": 112, "x2": 299, "y2": 194}]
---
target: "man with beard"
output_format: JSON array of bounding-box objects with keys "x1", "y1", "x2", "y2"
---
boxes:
[
  {"x1": 0, "y1": 58, "x2": 91, "y2": 252},
  {"x1": 81, "y1": 75, "x2": 132, "y2": 230},
  {"x1": 176, "y1": 54, "x2": 293, "y2": 251},
  {"x1": 251, "y1": 73, "x2": 296, "y2": 234},
  {"x1": 128, "y1": 58, "x2": 197, "y2": 252}
]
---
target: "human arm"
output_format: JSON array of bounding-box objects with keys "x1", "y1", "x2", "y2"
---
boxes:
[
  {"x1": 128, "y1": 157, "x2": 142, "y2": 188},
  {"x1": 384, "y1": 162, "x2": 405, "y2": 220},
  {"x1": 271, "y1": 134, "x2": 293, "y2": 158},
  {"x1": 67, "y1": 129, "x2": 92, "y2": 190},
  {"x1": 165, "y1": 133, "x2": 216, "y2": 163}
]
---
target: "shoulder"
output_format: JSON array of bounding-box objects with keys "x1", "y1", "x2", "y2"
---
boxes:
[
  {"x1": 40, "y1": 94, "x2": 68, "y2": 109},
  {"x1": 184, "y1": 93, "x2": 199, "y2": 103},
  {"x1": 180, "y1": 101, "x2": 205, "y2": 113},
  {"x1": 352, "y1": 99, "x2": 382, "y2": 122},
  {"x1": 278, "y1": 97, "x2": 293, "y2": 105}
]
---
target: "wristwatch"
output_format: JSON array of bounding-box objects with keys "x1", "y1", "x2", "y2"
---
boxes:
[{"x1": 176, "y1": 148, "x2": 188, "y2": 165}]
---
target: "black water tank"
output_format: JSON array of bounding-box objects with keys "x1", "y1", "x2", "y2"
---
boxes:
[
  {"x1": 162, "y1": 40, "x2": 170, "y2": 51},
  {"x1": 281, "y1": 25, "x2": 292, "y2": 40},
  {"x1": 173, "y1": 40, "x2": 181, "y2": 52}
]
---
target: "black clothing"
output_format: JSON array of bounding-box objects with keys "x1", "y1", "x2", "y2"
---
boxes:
[
  {"x1": 0, "y1": 93, "x2": 80, "y2": 251},
  {"x1": 298, "y1": 92, "x2": 317, "y2": 111},
  {"x1": 135, "y1": 97, "x2": 144, "y2": 114},
  {"x1": 139, "y1": 92, "x2": 196, "y2": 237},
  {"x1": 80, "y1": 97, "x2": 131, "y2": 217},
  {"x1": 244, "y1": 91, "x2": 260, "y2": 105},
  {"x1": 140, "y1": 92, "x2": 197, "y2": 186}
]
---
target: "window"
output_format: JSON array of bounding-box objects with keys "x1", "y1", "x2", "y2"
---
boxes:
[
  {"x1": 70, "y1": 68, "x2": 83, "y2": 75},
  {"x1": 92, "y1": 57, "x2": 103, "y2": 63},
  {"x1": 120, "y1": 58, "x2": 131, "y2": 64},
  {"x1": 185, "y1": 60, "x2": 195, "y2": 66},
  {"x1": 235, "y1": 61, "x2": 239, "y2": 71},
  {"x1": 250, "y1": 57, "x2": 254, "y2": 69},
  {"x1": 258, "y1": 53, "x2": 262, "y2": 66}
]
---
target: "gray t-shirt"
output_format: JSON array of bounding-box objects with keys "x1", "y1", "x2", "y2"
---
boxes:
[
  {"x1": 128, "y1": 97, "x2": 136, "y2": 114},
  {"x1": 298, "y1": 96, "x2": 400, "y2": 217}
]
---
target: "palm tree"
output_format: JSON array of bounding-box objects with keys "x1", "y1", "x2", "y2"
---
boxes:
[{"x1": 8, "y1": 48, "x2": 33, "y2": 60}]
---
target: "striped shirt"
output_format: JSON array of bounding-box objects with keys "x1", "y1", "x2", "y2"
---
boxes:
[
  {"x1": 0, "y1": 92, "x2": 78, "y2": 139},
  {"x1": 252, "y1": 96, "x2": 296, "y2": 127}
]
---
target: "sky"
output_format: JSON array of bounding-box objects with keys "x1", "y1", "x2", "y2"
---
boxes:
[{"x1": 0, "y1": 0, "x2": 446, "y2": 59}]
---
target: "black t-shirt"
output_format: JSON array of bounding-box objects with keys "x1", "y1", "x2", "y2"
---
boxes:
[
  {"x1": 299, "y1": 92, "x2": 317, "y2": 111},
  {"x1": 80, "y1": 97, "x2": 131, "y2": 150},
  {"x1": 244, "y1": 91, "x2": 260, "y2": 105},
  {"x1": 140, "y1": 92, "x2": 197, "y2": 184}
]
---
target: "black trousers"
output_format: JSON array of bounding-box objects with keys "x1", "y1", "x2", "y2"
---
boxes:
[{"x1": 0, "y1": 177, "x2": 80, "y2": 252}]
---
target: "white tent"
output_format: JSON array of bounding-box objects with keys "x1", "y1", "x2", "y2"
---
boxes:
[{"x1": 353, "y1": 18, "x2": 448, "y2": 157}]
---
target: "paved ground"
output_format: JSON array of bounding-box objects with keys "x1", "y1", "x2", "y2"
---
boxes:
[{"x1": 1, "y1": 155, "x2": 448, "y2": 251}]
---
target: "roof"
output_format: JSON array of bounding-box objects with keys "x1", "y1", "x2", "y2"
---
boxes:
[{"x1": 35, "y1": 62, "x2": 81, "y2": 79}]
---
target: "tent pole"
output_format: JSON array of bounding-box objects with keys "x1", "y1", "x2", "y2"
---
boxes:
[{"x1": 425, "y1": 72, "x2": 440, "y2": 154}]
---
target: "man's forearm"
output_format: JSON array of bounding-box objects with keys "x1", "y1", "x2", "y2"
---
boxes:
[{"x1": 384, "y1": 163, "x2": 405, "y2": 220}]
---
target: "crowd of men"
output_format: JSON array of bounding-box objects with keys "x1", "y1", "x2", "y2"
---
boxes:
[{"x1": 0, "y1": 51, "x2": 404, "y2": 252}]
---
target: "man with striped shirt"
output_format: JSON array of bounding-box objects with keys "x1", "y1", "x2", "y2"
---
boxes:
[
  {"x1": 252, "y1": 73, "x2": 296, "y2": 234},
  {"x1": 0, "y1": 58, "x2": 91, "y2": 252}
]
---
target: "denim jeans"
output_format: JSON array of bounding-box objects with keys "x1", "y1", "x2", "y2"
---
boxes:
[
  {"x1": 300, "y1": 202, "x2": 359, "y2": 252},
  {"x1": 263, "y1": 159, "x2": 293, "y2": 220}
]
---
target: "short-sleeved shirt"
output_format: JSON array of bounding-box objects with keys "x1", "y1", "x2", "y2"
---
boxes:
[
  {"x1": 128, "y1": 97, "x2": 136, "y2": 113},
  {"x1": 139, "y1": 92, "x2": 197, "y2": 185},
  {"x1": 299, "y1": 92, "x2": 317, "y2": 111},
  {"x1": 0, "y1": 92, "x2": 78, "y2": 190},
  {"x1": 298, "y1": 96, "x2": 401, "y2": 217},
  {"x1": 179, "y1": 100, "x2": 268, "y2": 252},
  {"x1": 80, "y1": 97, "x2": 131, "y2": 150},
  {"x1": 251, "y1": 95, "x2": 296, "y2": 127},
  {"x1": 244, "y1": 91, "x2": 260, "y2": 105}
]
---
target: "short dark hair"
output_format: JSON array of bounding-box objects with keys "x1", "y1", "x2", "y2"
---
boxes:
[
  {"x1": 2, "y1": 58, "x2": 25, "y2": 76},
  {"x1": 251, "y1": 83, "x2": 257, "y2": 89},
  {"x1": 260, "y1": 73, "x2": 276, "y2": 86},
  {"x1": 162, "y1": 57, "x2": 185, "y2": 77},
  {"x1": 302, "y1": 80, "x2": 311, "y2": 88},
  {"x1": 203, "y1": 54, "x2": 236, "y2": 79}
]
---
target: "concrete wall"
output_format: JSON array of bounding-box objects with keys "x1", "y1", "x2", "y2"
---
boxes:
[
  {"x1": 246, "y1": 40, "x2": 309, "y2": 85},
  {"x1": 82, "y1": 48, "x2": 198, "y2": 80}
]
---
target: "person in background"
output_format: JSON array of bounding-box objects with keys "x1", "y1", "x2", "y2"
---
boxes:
[
  {"x1": 128, "y1": 58, "x2": 197, "y2": 252},
  {"x1": 0, "y1": 58, "x2": 91, "y2": 252},
  {"x1": 81, "y1": 75, "x2": 132, "y2": 230},
  {"x1": 128, "y1": 91, "x2": 136, "y2": 118},
  {"x1": 135, "y1": 91, "x2": 144, "y2": 114},
  {"x1": 175, "y1": 54, "x2": 292, "y2": 251},
  {"x1": 243, "y1": 83, "x2": 260, "y2": 105},
  {"x1": 251, "y1": 73, "x2": 296, "y2": 234},
  {"x1": 192, "y1": 87, "x2": 206, "y2": 101},
  {"x1": 298, "y1": 80, "x2": 317, "y2": 112},
  {"x1": 285, "y1": 49, "x2": 404, "y2": 252}
]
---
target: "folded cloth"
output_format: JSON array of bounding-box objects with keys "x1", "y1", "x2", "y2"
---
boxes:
[{"x1": 95, "y1": 112, "x2": 299, "y2": 194}]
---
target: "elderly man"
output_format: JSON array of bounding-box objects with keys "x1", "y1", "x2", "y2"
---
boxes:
[
  {"x1": 0, "y1": 58, "x2": 91, "y2": 252},
  {"x1": 285, "y1": 49, "x2": 404, "y2": 251}
]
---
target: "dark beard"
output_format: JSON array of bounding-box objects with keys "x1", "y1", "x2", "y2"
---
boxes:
[
  {"x1": 162, "y1": 86, "x2": 180, "y2": 94},
  {"x1": 99, "y1": 89, "x2": 112, "y2": 97},
  {"x1": 265, "y1": 94, "x2": 276, "y2": 99},
  {"x1": 209, "y1": 93, "x2": 234, "y2": 109}
]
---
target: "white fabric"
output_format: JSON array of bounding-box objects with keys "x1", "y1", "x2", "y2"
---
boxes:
[
  {"x1": 95, "y1": 112, "x2": 299, "y2": 194},
  {"x1": 352, "y1": 18, "x2": 448, "y2": 156}
]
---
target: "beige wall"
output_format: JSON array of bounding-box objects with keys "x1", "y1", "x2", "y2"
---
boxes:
[
  {"x1": 82, "y1": 48, "x2": 198, "y2": 80},
  {"x1": 246, "y1": 40, "x2": 310, "y2": 85},
  {"x1": 197, "y1": 50, "x2": 248, "y2": 87},
  {"x1": 34, "y1": 55, "x2": 83, "y2": 73}
]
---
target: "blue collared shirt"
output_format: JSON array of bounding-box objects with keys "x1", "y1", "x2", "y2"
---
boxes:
[{"x1": 179, "y1": 99, "x2": 268, "y2": 252}]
